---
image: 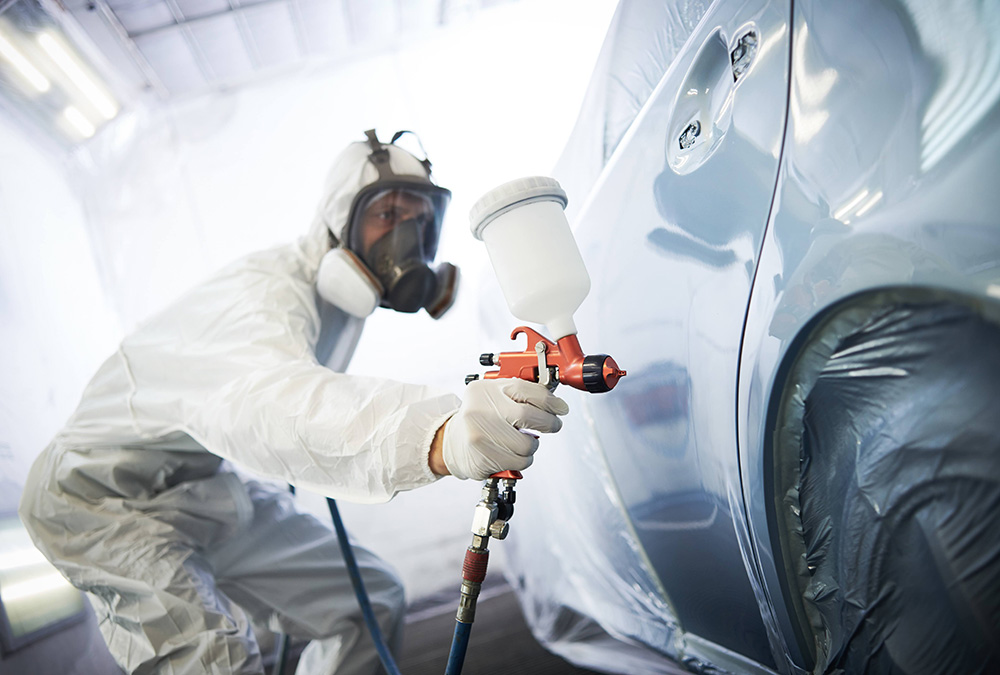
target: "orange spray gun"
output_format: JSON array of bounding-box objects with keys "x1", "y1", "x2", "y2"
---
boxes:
[{"x1": 445, "y1": 179, "x2": 626, "y2": 672}]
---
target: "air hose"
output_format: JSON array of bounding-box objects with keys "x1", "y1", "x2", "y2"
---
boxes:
[
  {"x1": 270, "y1": 495, "x2": 477, "y2": 675},
  {"x1": 326, "y1": 497, "x2": 404, "y2": 675},
  {"x1": 271, "y1": 633, "x2": 291, "y2": 675},
  {"x1": 271, "y1": 484, "x2": 296, "y2": 675},
  {"x1": 327, "y1": 497, "x2": 476, "y2": 675},
  {"x1": 443, "y1": 543, "x2": 490, "y2": 675},
  {"x1": 444, "y1": 621, "x2": 473, "y2": 675}
]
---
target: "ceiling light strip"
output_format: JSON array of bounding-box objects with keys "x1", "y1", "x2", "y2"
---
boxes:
[
  {"x1": 38, "y1": 32, "x2": 118, "y2": 119},
  {"x1": 0, "y1": 31, "x2": 51, "y2": 92},
  {"x1": 63, "y1": 105, "x2": 95, "y2": 137}
]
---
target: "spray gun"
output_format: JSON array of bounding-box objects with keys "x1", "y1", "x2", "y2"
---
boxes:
[
  {"x1": 466, "y1": 176, "x2": 626, "y2": 396},
  {"x1": 444, "y1": 177, "x2": 626, "y2": 674}
]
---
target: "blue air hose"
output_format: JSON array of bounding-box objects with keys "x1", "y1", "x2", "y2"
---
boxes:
[
  {"x1": 271, "y1": 633, "x2": 290, "y2": 675},
  {"x1": 327, "y1": 497, "x2": 476, "y2": 675},
  {"x1": 327, "y1": 497, "x2": 404, "y2": 675},
  {"x1": 272, "y1": 484, "x2": 296, "y2": 675},
  {"x1": 444, "y1": 620, "x2": 473, "y2": 675}
]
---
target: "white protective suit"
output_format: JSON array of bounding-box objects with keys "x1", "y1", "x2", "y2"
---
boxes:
[{"x1": 19, "y1": 140, "x2": 463, "y2": 674}]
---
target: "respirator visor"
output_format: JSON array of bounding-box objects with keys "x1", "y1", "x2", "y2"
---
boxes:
[
  {"x1": 348, "y1": 186, "x2": 449, "y2": 257},
  {"x1": 347, "y1": 185, "x2": 452, "y2": 314}
]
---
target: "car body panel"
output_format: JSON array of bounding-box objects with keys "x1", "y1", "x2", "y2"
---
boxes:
[
  {"x1": 501, "y1": 0, "x2": 1000, "y2": 673},
  {"x1": 738, "y1": 1, "x2": 1000, "y2": 671},
  {"x1": 567, "y1": 0, "x2": 791, "y2": 666}
]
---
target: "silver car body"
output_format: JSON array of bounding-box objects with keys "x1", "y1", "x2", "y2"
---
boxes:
[{"x1": 497, "y1": 1, "x2": 1000, "y2": 673}]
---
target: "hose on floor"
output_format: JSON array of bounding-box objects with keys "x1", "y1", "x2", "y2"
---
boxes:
[
  {"x1": 327, "y1": 497, "x2": 404, "y2": 675},
  {"x1": 272, "y1": 495, "x2": 474, "y2": 675},
  {"x1": 444, "y1": 620, "x2": 473, "y2": 675},
  {"x1": 272, "y1": 483, "x2": 296, "y2": 675}
]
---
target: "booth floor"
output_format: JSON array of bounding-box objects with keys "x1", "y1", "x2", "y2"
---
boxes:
[
  {"x1": 0, "y1": 580, "x2": 606, "y2": 675},
  {"x1": 396, "y1": 582, "x2": 603, "y2": 675}
]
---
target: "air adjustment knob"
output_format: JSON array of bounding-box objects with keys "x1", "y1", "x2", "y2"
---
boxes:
[
  {"x1": 582, "y1": 354, "x2": 627, "y2": 393},
  {"x1": 465, "y1": 374, "x2": 480, "y2": 385}
]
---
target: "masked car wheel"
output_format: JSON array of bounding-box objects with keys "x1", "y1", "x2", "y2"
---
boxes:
[{"x1": 771, "y1": 295, "x2": 1000, "y2": 674}]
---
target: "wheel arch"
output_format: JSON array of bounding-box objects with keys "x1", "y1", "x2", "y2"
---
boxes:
[{"x1": 763, "y1": 285, "x2": 1000, "y2": 672}]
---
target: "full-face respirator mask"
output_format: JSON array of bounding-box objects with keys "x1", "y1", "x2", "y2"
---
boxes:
[{"x1": 316, "y1": 130, "x2": 458, "y2": 319}]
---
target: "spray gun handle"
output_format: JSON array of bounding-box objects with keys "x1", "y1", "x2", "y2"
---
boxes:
[{"x1": 469, "y1": 327, "x2": 626, "y2": 481}]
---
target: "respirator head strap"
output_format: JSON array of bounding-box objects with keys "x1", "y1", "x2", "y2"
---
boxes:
[
  {"x1": 390, "y1": 130, "x2": 434, "y2": 176},
  {"x1": 365, "y1": 128, "x2": 436, "y2": 180},
  {"x1": 364, "y1": 129, "x2": 396, "y2": 182}
]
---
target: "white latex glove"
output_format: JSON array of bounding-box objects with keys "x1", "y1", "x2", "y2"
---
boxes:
[{"x1": 442, "y1": 378, "x2": 570, "y2": 480}]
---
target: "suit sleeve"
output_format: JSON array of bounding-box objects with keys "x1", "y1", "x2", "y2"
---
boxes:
[{"x1": 118, "y1": 250, "x2": 461, "y2": 503}]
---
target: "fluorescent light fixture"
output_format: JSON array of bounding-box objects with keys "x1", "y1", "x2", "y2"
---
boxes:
[
  {"x1": 38, "y1": 31, "x2": 118, "y2": 120},
  {"x1": 0, "y1": 547, "x2": 47, "y2": 571},
  {"x1": 63, "y1": 105, "x2": 95, "y2": 138},
  {"x1": 0, "y1": 571, "x2": 73, "y2": 603},
  {"x1": 0, "y1": 31, "x2": 50, "y2": 93}
]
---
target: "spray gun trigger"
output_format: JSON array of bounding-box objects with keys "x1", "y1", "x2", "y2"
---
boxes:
[{"x1": 535, "y1": 341, "x2": 559, "y2": 390}]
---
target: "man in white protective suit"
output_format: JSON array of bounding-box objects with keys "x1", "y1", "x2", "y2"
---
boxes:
[{"x1": 19, "y1": 129, "x2": 569, "y2": 674}]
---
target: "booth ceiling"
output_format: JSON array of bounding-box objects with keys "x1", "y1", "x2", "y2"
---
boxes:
[{"x1": 60, "y1": 0, "x2": 511, "y2": 99}]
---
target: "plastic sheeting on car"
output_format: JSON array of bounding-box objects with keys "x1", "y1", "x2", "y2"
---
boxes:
[
  {"x1": 498, "y1": 399, "x2": 689, "y2": 675},
  {"x1": 551, "y1": 0, "x2": 707, "y2": 222},
  {"x1": 487, "y1": 309, "x2": 756, "y2": 673},
  {"x1": 774, "y1": 294, "x2": 1000, "y2": 674},
  {"x1": 498, "y1": 3, "x2": 758, "y2": 673}
]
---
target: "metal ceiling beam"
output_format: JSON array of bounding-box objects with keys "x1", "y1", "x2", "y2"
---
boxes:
[
  {"x1": 92, "y1": 0, "x2": 169, "y2": 98},
  {"x1": 127, "y1": 0, "x2": 290, "y2": 40},
  {"x1": 286, "y1": 0, "x2": 308, "y2": 58},
  {"x1": 163, "y1": 0, "x2": 217, "y2": 85},
  {"x1": 228, "y1": 0, "x2": 262, "y2": 70},
  {"x1": 341, "y1": 0, "x2": 357, "y2": 46}
]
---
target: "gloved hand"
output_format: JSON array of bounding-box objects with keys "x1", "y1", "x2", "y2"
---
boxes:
[{"x1": 442, "y1": 378, "x2": 570, "y2": 480}]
